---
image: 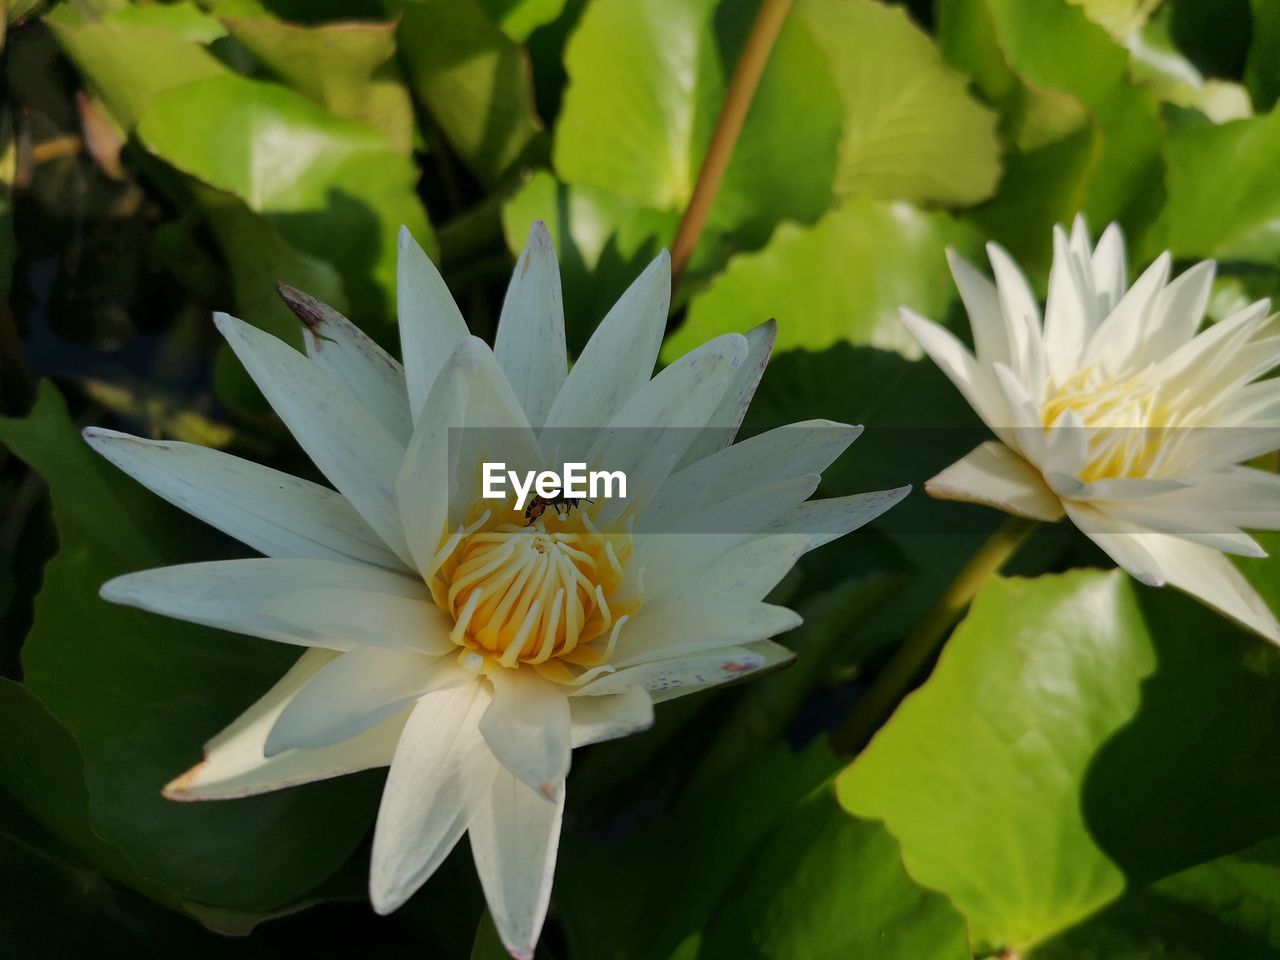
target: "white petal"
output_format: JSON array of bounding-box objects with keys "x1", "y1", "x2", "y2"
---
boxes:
[
  {"x1": 925, "y1": 441, "x2": 1064, "y2": 522},
  {"x1": 947, "y1": 247, "x2": 1009, "y2": 369},
  {"x1": 1043, "y1": 225, "x2": 1091, "y2": 378},
  {"x1": 764, "y1": 486, "x2": 913, "y2": 550},
  {"x1": 101, "y1": 558, "x2": 446, "y2": 652},
  {"x1": 163, "y1": 649, "x2": 406, "y2": 801},
  {"x1": 279, "y1": 283, "x2": 414, "y2": 444},
  {"x1": 569, "y1": 686, "x2": 654, "y2": 748},
  {"x1": 214, "y1": 312, "x2": 412, "y2": 566},
  {"x1": 992, "y1": 363, "x2": 1048, "y2": 465},
  {"x1": 987, "y1": 242, "x2": 1045, "y2": 394},
  {"x1": 641, "y1": 532, "x2": 808, "y2": 605},
  {"x1": 613, "y1": 600, "x2": 800, "y2": 668},
  {"x1": 370, "y1": 680, "x2": 498, "y2": 914},
  {"x1": 542, "y1": 251, "x2": 670, "y2": 436},
  {"x1": 900, "y1": 308, "x2": 1009, "y2": 437},
  {"x1": 265, "y1": 650, "x2": 466, "y2": 756},
  {"x1": 469, "y1": 771, "x2": 565, "y2": 960},
  {"x1": 83, "y1": 428, "x2": 402, "y2": 570},
  {"x1": 574, "y1": 639, "x2": 794, "y2": 702},
  {"x1": 590, "y1": 333, "x2": 749, "y2": 525},
  {"x1": 642, "y1": 420, "x2": 861, "y2": 530},
  {"x1": 398, "y1": 227, "x2": 469, "y2": 423},
  {"x1": 480, "y1": 669, "x2": 571, "y2": 794},
  {"x1": 1065, "y1": 502, "x2": 1167, "y2": 587},
  {"x1": 671, "y1": 318, "x2": 776, "y2": 471},
  {"x1": 1135, "y1": 260, "x2": 1215, "y2": 366},
  {"x1": 1085, "y1": 252, "x2": 1171, "y2": 377},
  {"x1": 1141, "y1": 535, "x2": 1280, "y2": 644},
  {"x1": 1090, "y1": 500, "x2": 1267, "y2": 558},
  {"x1": 1090, "y1": 222, "x2": 1127, "y2": 318},
  {"x1": 495, "y1": 222, "x2": 568, "y2": 430}
]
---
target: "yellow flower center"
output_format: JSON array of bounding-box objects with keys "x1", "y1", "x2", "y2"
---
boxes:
[
  {"x1": 427, "y1": 504, "x2": 636, "y2": 680},
  {"x1": 1041, "y1": 366, "x2": 1185, "y2": 482}
]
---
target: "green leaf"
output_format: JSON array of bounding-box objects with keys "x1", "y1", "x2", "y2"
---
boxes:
[
  {"x1": 557, "y1": 744, "x2": 838, "y2": 960},
  {"x1": 939, "y1": 0, "x2": 1165, "y2": 240},
  {"x1": 1035, "y1": 837, "x2": 1280, "y2": 959},
  {"x1": 794, "y1": 0, "x2": 1001, "y2": 207},
  {"x1": 966, "y1": 123, "x2": 1102, "y2": 275},
  {"x1": 478, "y1": 0, "x2": 568, "y2": 43},
  {"x1": 0, "y1": 677, "x2": 175, "y2": 906},
  {"x1": 399, "y1": 0, "x2": 547, "y2": 184},
  {"x1": 47, "y1": 3, "x2": 229, "y2": 130},
  {"x1": 0, "y1": 384, "x2": 380, "y2": 912},
  {"x1": 663, "y1": 197, "x2": 981, "y2": 361},
  {"x1": 135, "y1": 72, "x2": 432, "y2": 319},
  {"x1": 553, "y1": 0, "x2": 842, "y2": 246},
  {"x1": 222, "y1": 11, "x2": 415, "y2": 153},
  {"x1": 699, "y1": 789, "x2": 971, "y2": 960},
  {"x1": 838, "y1": 570, "x2": 1152, "y2": 952},
  {"x1": 501, "y1": 170, "x2": 678, "y2": 353},
  {"x1": 1162, "y1": 109, "x2": 1280, "y2": 262},
  {"x1": 1246, "y1": 0, "x2": 1280, "y2": 112}
]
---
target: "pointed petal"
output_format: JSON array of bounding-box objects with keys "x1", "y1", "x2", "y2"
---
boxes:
[
  {"x1": 214, "y1": 312, "x2": 412, "y2": 566},
  {"x1": 947, "y1": 247, "x2": 1008, "y2": 369},
  {"x1": 641, "y1": 532, "x2": 808, "y2": 605},
  {"x1": 398, "y1": 227, "x2": 469, "y2": 423},
  {"x1": 542, "y1": 251, "x2": 670, "y2": 435},
  {"x1": 265, "y1": 650, "x2": 466, "y2": 756},
  {"x1": 574, "y1": 639, "x2": 794, "y2": 702},
  {"x1": 469, "y1": 771, "x2": 565, "y2": 960},
  {"x1": 495, "y1": 222, "x2": 568, "y2": 429},
  {"x1": 1090, "y1": 222, "x2": 1127, "y2": 318},
  {"x1": 926, "y1": 441, "x2": 1064, "y2": 522},
  {"x1": 1135, "y1": 260, "x2": 1215, "y2": 366},
  {"x1": 279, "y1": 283, "x2": 413, "y2": 444},
  {"x1": 1065, "y1": 502, "x2": 1167, "y2": 587},
  {"x1": 1085, "y1": 253, "x2": 1171, "y2": 377},
  {"x1": 370, "y1": 681, "x2": 498, "y2": 914},
  {"x1": 900, "y1": 308, "x2": 1008, "y2": 435},
  {"x1": 763, "y1": 485, "x2": 913, "y2": 550},
  {"x1": 590, "y1": 333, "x2": 748, "y2": 525},
  {"x1": 480, "y1": 669, "x2": 571, "y2": 794},
  {"x1": 642, "y1": 419, "x2": 861, "y2": 529},
  {"x1": 83, "y1": 429, "x2": 402, "y2": 570},
  {"x1": 1043, "y1": 225, "x2": 1091, "y2": 378},
  {"x1": 671, "y1": 318, "x2": 776, "y2": 471},
  {"x1": 163, "y1": 649, "x2": 406, "y2": 801},
  {"x1": 613, "y1": 600, "x2": 800, "y2": 668},
  {"x1": 987, "y1": 242, "x2": 1045, "y2": 393},
  {"x1": 1142, "y1": 535, "x2": 1280, "y2": 644},
  {"x1": 101, "y1": 558, "x2": 445, "y2": 652},
  {"x1": 568, "y1": 686, "x2": 654, "y2": 748}
]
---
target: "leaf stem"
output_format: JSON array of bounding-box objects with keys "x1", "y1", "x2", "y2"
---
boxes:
[
  {"x1": 670, "y1": 0, "x2": 793, "y2": 288},
  {"x1": 830, "y1": 515, "x2": 1037, "y2": 756}
]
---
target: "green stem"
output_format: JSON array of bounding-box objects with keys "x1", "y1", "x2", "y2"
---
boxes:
[
  {"x1": 669, "y1": 0, "x2": 794, "y2": 289},
  {"x1": 830, "y1": 516, "x2": 1037, "y2": 756}
]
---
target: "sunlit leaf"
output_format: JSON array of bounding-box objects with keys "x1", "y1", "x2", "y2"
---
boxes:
[
  {"x1": 135, "y1": 72, "x2": 432, "y2": 318},
  {"x1": 664, "y1": 197, "x2": 980, "y2": 361},
  {"x1": 399, "y1": 0, "x2": 546, "y2": 184}
]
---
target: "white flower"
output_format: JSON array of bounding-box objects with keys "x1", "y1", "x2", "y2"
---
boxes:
[
  {"x1": 86, "y1": 223, "x2": 908, "y2": 958},
  {"x1": 903, "y1": 217, "x2": 1280, "y2": 642}
]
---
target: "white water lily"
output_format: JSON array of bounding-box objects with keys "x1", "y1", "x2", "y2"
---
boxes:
[
  {"x1": 86, "y1": 223, "x2": 907, "y2": 958},
  {"x1": 903, "y1": 217, "x2": 1280, "y2": 642}
]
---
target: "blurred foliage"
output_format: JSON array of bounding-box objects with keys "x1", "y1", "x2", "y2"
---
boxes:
[{"x1": 1, "y1": 0, "x2": 1279, "y2": 956}]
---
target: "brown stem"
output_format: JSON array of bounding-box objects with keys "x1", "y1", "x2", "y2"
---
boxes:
[{"x1": 670, "y1": 0, "x2": 793, "y2": 289}]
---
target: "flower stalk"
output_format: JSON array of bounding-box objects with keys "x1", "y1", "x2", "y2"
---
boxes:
[
  {"x1": 831, "y1": 515, "x2": 1037, "y2": 755},
  {"x1": 670, "y1": 0, "x2": 794, "y2": 288}
]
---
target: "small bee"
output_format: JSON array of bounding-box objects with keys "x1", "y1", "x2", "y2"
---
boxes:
[{"x1": 524, "y1": 491, "x2": 592, "y2": 525}]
